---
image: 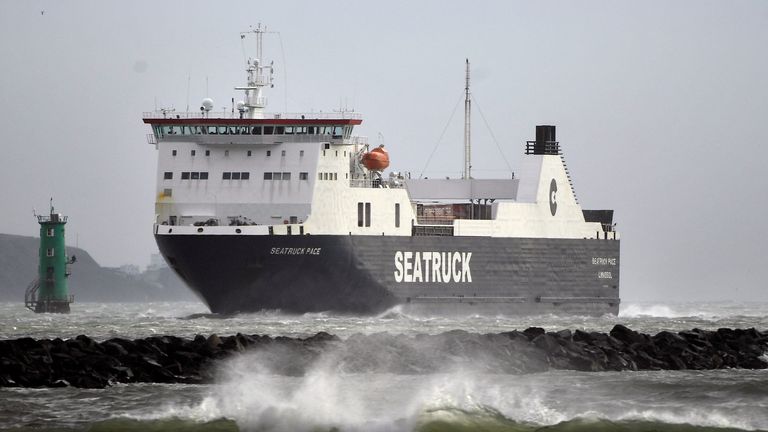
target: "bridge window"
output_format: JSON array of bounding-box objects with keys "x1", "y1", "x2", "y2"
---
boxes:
[
  {"x1": 275, "y1": 126, "x2": 285, "y2": 134},
  {"x1": 164, "y1": 172, "x2": 173, "y2": 180},
  {"x1": 282, "y1": 172, "x2": 291, "y2": 180},
  {"x1": 191, "y1": 172, "x2": 200, "y2": 180},
  {"x1": 181, "y1": 172, "x2": 190, "y2": 180},
  {"x1": 241, "y1": 172, "x2": 250, "y2": 180},
  {"x1": 264, "y1": 126, "x2": 274, "y2": 134},
  {"x1": 232, "y1": 172, "x2": 241, "y2": 180},
  {"x1": 223, "y1": 172, "x2": 231, "y2": 180},
  {"x1": 251, "y1": 126, "x2": 262, "y2": 135},
  {"x1": 200, "y1": 172, "x2": 209, "y2": 180},
  {"x1": 264, "y1": 172, "x2": 272, "y2": 180}
]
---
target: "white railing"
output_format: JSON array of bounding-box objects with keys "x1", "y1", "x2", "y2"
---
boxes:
[
  {"x1": 146, "y1": 134, "x2": 157, "y2": 145},
  {"x1": 346, "y1": 136, "x2": 368, "y2": 146},
  {"x1": 349, "y1": 178, "x2": 405, "y2": 189},
  {"x1": 142, "y1": 111, "x2": 363, "y2": 120}
]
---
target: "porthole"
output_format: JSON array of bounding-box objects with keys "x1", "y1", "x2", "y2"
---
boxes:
[
  {"x1": 197, "y1": 228, "x2": 204, "y2": 233},
  {"x1": 168, "y1": 229, "x2": 173, "y2": 233},
  {"x1": 236, "y1": 228, "x2": 242, "y2": 234}
]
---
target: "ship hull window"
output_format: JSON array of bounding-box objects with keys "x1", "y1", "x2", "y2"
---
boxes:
[
  {"x1": 264, "y1": 172, "x2": 273, "y2": 180},
  {"x1": 395, "y1": 203, "x2": 400, "y2": 228},
  {"x1": 223, "y1": 172, "x2": 231, "y2": 180},
  {"x1": 181, "y1": 172, "x2": 190, "y2": 180},
  {"x1": 300, "y1": 172, "x2": 308, "y2": 180},
  {"x1": 365, "y1": 202, "x2": 371, "y2": 227},
  {"x1": 241, "y1": 172, "x2": 250, "y2": 180},
  {"x1": 232, "y1": 172, "x2": 241, "y2": 180},
  {"x1": 164, "y1": 172, "x2": 173, "y2": 180}
]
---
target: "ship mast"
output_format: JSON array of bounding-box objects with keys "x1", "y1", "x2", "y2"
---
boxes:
[
  {"x1": 463, "y1": 59, "x2": 471, "y2": 180},
  {"x1": 235, "y1": 24, "x2": 275, "y2": 119}
]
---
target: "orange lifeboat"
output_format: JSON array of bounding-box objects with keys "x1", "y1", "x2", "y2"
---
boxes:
[{"x1": 361, "y1": 145, "x2": 390, "y2": 171}]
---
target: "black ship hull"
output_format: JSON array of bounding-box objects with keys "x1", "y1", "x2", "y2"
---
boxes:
[{"x1": 156, "y1": 234, "x2": 620, "y2": 315}]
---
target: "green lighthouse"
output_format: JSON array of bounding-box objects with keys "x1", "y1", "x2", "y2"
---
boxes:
[{"x1": 24, "y1": 200, "x2": 76, "y2": 313}]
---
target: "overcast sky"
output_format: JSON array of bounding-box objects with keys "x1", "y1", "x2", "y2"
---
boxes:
[{"x1": 1, "y1": 1, "x2": 766, "y2": 302}]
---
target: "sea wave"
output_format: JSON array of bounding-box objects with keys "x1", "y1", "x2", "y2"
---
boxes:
[{"x1": 0, "y1": 416, "x2": 757, "y2": 432}]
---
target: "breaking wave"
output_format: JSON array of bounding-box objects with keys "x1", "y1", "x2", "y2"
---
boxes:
[{"x1": 110, "y1": 342, "x2": 768, "y2": 432}]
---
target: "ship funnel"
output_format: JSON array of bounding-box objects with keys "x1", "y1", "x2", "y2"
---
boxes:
[{"x1": 526, "y1": 125, "x2": 560, "y2": 155}]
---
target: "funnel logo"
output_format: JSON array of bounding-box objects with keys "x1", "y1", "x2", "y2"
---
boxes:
[{"x1": 549, "y1": 179, "x2": 557, "y2": 216}]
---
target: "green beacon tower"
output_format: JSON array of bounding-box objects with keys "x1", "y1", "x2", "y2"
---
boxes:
[{"x1": 24, "y1": 201, "x2": 75, "y2": 313}]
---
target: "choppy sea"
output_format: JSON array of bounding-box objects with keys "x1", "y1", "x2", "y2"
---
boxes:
[{"x1": 1, "y1": 301, "x2": 766, "y2": 432}]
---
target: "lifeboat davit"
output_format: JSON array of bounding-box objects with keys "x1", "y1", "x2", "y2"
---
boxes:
[{"x1": 361, "y1": 145, "x2": 390, "y2": 171}]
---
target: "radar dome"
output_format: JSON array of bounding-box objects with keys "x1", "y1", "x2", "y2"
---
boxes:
[
  {"x1": 201, "y1": 98, "x2": 214, "y2": 112},
  {"x1": 236, "y1": 101, "x2": 246, "y2": 110}
]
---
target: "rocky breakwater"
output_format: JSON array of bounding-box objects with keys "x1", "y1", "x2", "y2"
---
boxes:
[{"x1": 0, "y1": 325, "x2": 766, "y2": 389}]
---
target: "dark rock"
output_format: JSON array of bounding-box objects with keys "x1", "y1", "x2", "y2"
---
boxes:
[
  {"x1": 523, "y1": 327, "x2": 545, "y2": 340},
  {"x1": 1, "y1": 325, "x2": 767, "y2": 389},
  {"x1": 610, "y1": 324, "x2": 647, "y2": 345}
]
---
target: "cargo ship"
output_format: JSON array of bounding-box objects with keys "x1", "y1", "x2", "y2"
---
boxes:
[{"x1": 143, "y1": 27, "x2": 620, "y2": 315}]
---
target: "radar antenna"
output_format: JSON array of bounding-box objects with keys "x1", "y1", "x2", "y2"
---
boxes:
[{"x1": 235, "y1": 24, "x2": 277, "y2": 119}]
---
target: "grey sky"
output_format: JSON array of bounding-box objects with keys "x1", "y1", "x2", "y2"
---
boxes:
[{"x1": 1, "y1": 1, "x2": 766, "y2": 302}]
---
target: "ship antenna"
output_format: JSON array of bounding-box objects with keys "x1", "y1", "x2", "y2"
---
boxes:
[
  {"x1": 463, "y1": 59, "x2": 471, "y2": 180},
  {"x1": 236, "y1": 24, "x2": 276, "y2": 119}
]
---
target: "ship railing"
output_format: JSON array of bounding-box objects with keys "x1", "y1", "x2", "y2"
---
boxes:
[
  {"x1": 346, "y1": 136, "x2": 368, "y2": 146},
  {"x1": 146, "y1": 134, "x2": 157, "y2": 145},
  {"x1": 142, "y1": 111, "x2": 363, "y2": 120},
  {"x1": 349, "y1": 178, "x2": 406, "y2": 189},
  {"x1": 415, "y1": 216, "x2": 455, "y2": 226},
  {"x1": 525, "y1": 141, "x2": 561, "y2": 155}
]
